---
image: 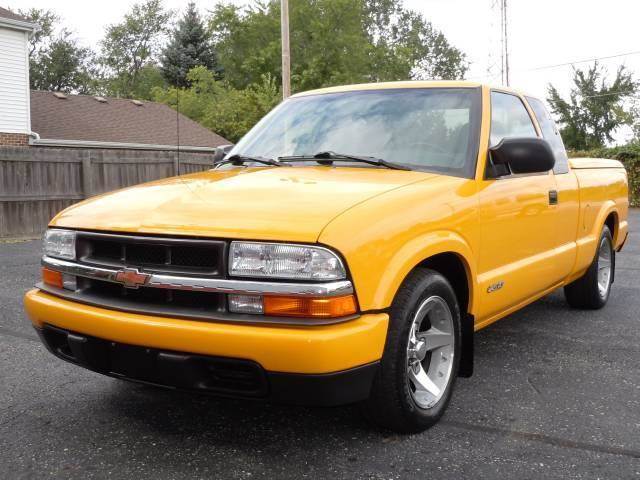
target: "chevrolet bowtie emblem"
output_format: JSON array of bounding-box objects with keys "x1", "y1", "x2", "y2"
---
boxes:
[{"x1": 114, "y1": 268, "x2": 150, "y2": 289}]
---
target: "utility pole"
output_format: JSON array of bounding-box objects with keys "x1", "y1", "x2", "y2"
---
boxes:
[{"x1": 281, "y1": 0, "x2": 291, "y2": 99}]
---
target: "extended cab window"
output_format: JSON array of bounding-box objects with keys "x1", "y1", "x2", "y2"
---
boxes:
[
  {"x1": 230, "y1": 88, "x2": 482, "y2": 177},
  {"x1": 526, "y1": 96, "x2": 570, "y2": 174},
  {"x1": 490, "y1": 91, "x2": 537, "y2": 147}
]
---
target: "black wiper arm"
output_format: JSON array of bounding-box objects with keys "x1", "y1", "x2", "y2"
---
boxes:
[
  {"x1": 279, "y1": 151, "x2": 411, "y2": 171},
  {"x1": 215, "y1": 154, "x2": 285, "y2": 168}
]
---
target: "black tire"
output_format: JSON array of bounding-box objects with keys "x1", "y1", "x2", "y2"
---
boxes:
[
  {"x1": 564, "y1": 225, "x2": 614, "y2": 310},
  {"x1": 362, "y1": 268, "x2": 461, "y2": 434}
]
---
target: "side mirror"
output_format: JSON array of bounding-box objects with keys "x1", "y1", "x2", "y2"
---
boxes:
[
  {"x1": 488, "y1": 137, "x2": 555, "y2": 177},
  {"x1": 212, "y1": 144, "x2": 234, "y2": 164}
]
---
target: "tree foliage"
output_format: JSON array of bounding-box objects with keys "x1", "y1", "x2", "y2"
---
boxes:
[
  {"x1": 153, "y1": 66, "x2": 280, "y2": 142},
  {"x1": 19, "y1": 8, "x2": 95, "y2": 93},
  {"x1": 547, "y1": 63, "x2": 637, "y2": 150},
  {"x1": 160, "y1": 2, "x2": 220, "y2": 87},
  {"x1": 209, "y1": 0, "x2": 468, "y2": 92},
  {"x1": 18, "y1": 7, "x2": 58, "y2": 56},
  {"x1": 30, "y1": 32, "x2": 96, "y2": 93},
  {"x1": 99, "y1": 0, "x2": 171, "y2": 97}
]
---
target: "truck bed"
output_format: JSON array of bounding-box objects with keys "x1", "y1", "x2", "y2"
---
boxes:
[{"x1": 569, "y1": 157, "x2": 625, "y2": 169}]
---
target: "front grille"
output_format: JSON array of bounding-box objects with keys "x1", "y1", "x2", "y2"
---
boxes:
[
  {"x1": 68, "y1": 232, "x2": 228, "y2": 319},
  {"x1": 76, "y1": 232, "x2": 226, "y2": 277},
  {"x1": 78, "y1": 277, "x2": 225, "y2": 316}
]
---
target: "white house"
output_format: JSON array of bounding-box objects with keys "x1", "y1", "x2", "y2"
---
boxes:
[{"x1": 0, "y1": 7, "x2": 36, "y2": 146}]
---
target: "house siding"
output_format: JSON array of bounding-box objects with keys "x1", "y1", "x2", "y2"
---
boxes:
[{"x1": 0, "y1": 27, "x2": 30, "y2": 135}]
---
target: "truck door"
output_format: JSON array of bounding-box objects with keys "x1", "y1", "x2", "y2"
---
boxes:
[
  {"x1": 477, "y1": 91, "x2": 561, "y2": 321},
  {"x1": 525, "y1": 96, "x2": 579, "y2": 281}
]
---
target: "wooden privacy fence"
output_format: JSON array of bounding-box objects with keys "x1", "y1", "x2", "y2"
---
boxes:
[{"x1": 0, "y1": 146, "x2": 213, "y2": 238}]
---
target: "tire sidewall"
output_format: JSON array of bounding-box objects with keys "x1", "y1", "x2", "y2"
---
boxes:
[
  {"x1": 596, "y1": 226, "x2": 614, "y2": 304},
  {"x1": 391, "y1": 271, "x2": 462, "y2": 427}
]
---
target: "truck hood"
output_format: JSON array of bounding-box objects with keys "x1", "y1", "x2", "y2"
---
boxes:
[{"x1": 51, "y1": 166, "x2": 434, "y2": 242}]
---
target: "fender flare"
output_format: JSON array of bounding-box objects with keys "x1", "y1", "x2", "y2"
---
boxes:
[
  {"x1": 373, "y1": 230, "x2": 477, "y2": 314},
  {"x1": 371, "y1": 230, "x2": 477, "y2": 378},
  {"x1": 591, "y1": 200, "x2": 618, "y2": 243}
]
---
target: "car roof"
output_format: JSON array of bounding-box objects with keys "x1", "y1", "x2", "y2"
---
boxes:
[{"x1": 291, "y1": 80, "x2": 533, "y2": 99}]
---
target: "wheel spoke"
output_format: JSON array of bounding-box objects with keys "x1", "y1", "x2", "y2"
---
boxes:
[
  {"x1": 597, "y1": 235, "x2": 613, "y2": 297},
  {"x1": 418, "y1": 327, "x2": 452, "y2": 351},
  {"x1": 405, "y1": 295, "x2": 455, "y2": 410},
  {"x1": 409, "y1": 364, "x2": 441, "y2": 397}
]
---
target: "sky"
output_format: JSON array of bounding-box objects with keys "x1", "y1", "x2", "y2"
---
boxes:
[{"x1": 4, "y1": 0, "x2": 640, "y2": 141}]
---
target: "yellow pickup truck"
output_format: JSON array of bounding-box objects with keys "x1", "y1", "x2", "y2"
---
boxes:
[{"x1": 25, "y1": 81, "x2": 629, "y2": 433}]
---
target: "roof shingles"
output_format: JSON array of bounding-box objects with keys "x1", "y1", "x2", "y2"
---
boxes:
[
  {"x1": 0, "y1": 6, "x2": 31, "y2": 23},
  {"x1": 30, "y1": 91, "x2": 229, "y2": 148}
]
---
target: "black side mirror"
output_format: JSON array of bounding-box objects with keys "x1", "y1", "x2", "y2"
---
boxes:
[
  {"x1": 212, "y1": 144, "x2": 234, "y2": 164},
  {"x1": 488, "y1": 137, "x2": 555, "y2": 177}
]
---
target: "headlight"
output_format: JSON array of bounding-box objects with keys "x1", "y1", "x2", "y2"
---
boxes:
[
  {"x1": 229, "y1": 242, "x2": 346, "y2": 280},
  {"x1": 43, "y1": 229, "x2": 76, "y2": 260}
]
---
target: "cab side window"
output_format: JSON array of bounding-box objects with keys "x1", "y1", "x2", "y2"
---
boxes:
[
  {"x1": 490, "y1": 91, "x2": 537, "y2": 147},
  {"x1": 526, "y1": 96, "x2": 569, "y2": 174}
]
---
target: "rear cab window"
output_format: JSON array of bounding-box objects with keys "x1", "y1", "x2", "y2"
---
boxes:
[{"x1": 525, "y1": 96, "x2": 569, "y2": 174}]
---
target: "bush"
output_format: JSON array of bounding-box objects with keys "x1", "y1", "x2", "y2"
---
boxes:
[
  {"x1": 569, "y1": 145, "x2": 640, "y2": 207},
  {"x1": 153, "y1": 66, "x2": 281, "y2": 143}
]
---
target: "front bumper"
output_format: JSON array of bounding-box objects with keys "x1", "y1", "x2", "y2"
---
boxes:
[
  {"x1": 36, "y1": 324, "x2": 379, "y2": 406},
  {"x1": 25, "y1": 289, "x2": 388, "y2": 404}
]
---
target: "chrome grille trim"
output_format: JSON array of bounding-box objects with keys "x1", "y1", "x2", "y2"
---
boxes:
[{"x1": 42, "y1": 256, "x2": 354, "y2": 297}]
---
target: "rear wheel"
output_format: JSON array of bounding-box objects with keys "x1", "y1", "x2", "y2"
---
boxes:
[
  {"x1": 362, "y1": 268, "x2": 461, "y2": 433},
  {"x1": 564, "y1": 225, "x2": 614, "y2": 309}
]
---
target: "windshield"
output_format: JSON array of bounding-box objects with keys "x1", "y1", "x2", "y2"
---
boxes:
[{"x1": 229, "y1": 87, "x2": 481, "y2": 177}]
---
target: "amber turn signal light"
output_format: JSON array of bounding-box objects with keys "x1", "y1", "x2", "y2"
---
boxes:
[
  {"x1": 263, "y1": 295, "x2": 357, "y2": 318},
  {"x1": 42, "y1": 268, "x2": 63, "y2": 289}
]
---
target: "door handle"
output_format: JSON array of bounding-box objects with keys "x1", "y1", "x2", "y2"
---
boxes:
[{"x1": 548, "y1": 189, "x2": 558, "y2": 205}]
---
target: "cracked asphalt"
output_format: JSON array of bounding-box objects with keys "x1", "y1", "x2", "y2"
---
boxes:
[{"x1": 1, "y1": 211, "x2": 639, "y2": 479}]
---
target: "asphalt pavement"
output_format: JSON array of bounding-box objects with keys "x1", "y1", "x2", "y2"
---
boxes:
[{"x1": 1, "y1": 211, "x2": 639, "y2": 479}]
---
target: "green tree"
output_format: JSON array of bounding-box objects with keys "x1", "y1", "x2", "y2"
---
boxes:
[
  {"x1": 30, "y1": 31, "x2": 96, "y2": 93},
  {"x1": 19, "y1": 8, "x2": 97, "y2": 93},
  {"x1": 160, "y1": 2, "x2": 220, "y2": 87},
  {"x1": 18, "y1": 8, "x2": 58, "y2": 56},
  {"x1": 100, "y1": 0, "x2": 171, "y2": 97},
  {"x1": 153, "y1": 66, "x2": 280, "y2": 142},
  {"x1": 209, "y1": 0, "x2": 467, "y2": 92},
  {"x1": 364, "y1": 1, "x2": 467, "y2": 81},
  {"x1": 547, "y1": 63, "x2": 637, "y2": 150},
  {"x1": 630, "y1": 99, "x2": 640, "y2": 143}
]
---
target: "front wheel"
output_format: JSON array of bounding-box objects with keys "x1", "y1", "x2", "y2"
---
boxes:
[
  {"x1": 564, "y1": 225, "x2": 614, "y2": 309},
  {"x1": 362, "y1": 268, "x2": 461, "y2": 433}
]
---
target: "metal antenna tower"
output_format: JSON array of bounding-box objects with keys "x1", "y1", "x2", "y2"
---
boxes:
[
  {"x1": 502, "y1": 0, "x2": 510, "y2": 86},
  {"x1": 486, "y1": 0, "x2": 500, "y2": 82},
  {"x1": 488, "y1": 0, "x2": 510, "y2": 86}
]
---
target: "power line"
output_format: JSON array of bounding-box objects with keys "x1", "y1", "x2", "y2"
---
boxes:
[
  {"x1": 576, "y1": 90, "x2": 639, "y2": 100},
  {"x1": 525, "y1": 50, "x2": 640, "y2": 72},
  {"x1": 467, "y1": 49, "x2": 640, "y2": 81}
]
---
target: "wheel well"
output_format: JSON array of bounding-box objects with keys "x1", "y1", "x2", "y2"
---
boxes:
[
  {"x1": 605, "y1": 212, "x2": 617, "y2": 242},
  {"x1": 418, "y1": 252, "x2": 470, "y2": 314},
  {"x1": 416, "y1": 252, "x2": 474, "y2": 377}
]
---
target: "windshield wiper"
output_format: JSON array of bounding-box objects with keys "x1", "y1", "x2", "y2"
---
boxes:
[
  {"x1": 215, "y1": 154, "x2": 285, "y2": 168},
  {"x1": 278, "y1": 151, "x2": 411, "y2": 171}
]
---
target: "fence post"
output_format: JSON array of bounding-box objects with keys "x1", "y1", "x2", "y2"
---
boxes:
[{"x1": 82, "y1": 156, "x2": 92, "y2": 198}]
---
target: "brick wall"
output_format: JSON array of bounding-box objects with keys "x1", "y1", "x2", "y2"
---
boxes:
[{"x1": 0, "y1": 133, "x2": 29, "y2": 147}]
